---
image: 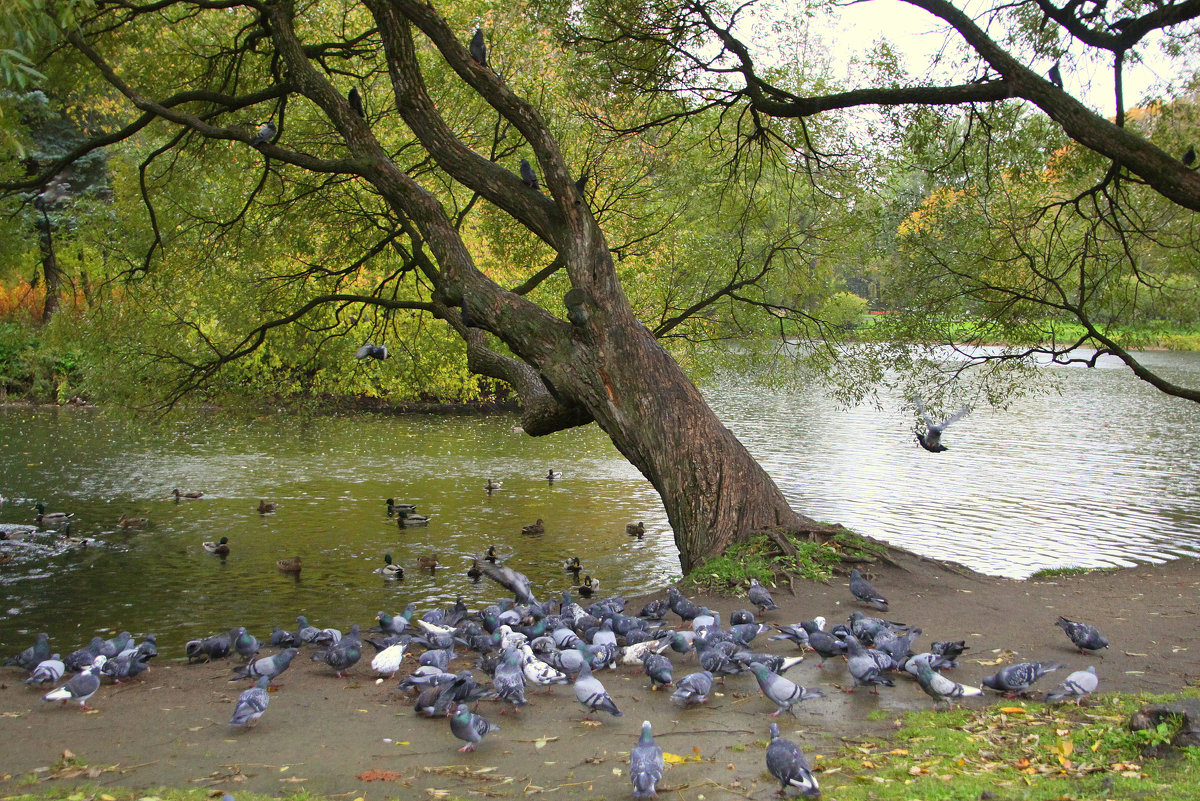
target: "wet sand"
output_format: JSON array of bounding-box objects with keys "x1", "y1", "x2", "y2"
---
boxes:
[{"x1": 2, "y1": 550, "x2": 1197, "y2": 799}]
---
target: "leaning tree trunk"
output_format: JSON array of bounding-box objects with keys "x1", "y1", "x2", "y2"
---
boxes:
[{"x1": 36, "y1": 211, "x2": 61, "y2": 324}]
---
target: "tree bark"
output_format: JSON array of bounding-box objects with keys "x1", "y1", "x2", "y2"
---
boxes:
[{"x1": 36, "y1": 211, "x2": 61, "y2": 324}]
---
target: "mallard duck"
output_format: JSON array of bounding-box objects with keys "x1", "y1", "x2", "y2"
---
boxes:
[
  {"x1": 485, "y1": 545, "x2": 499, "y2": 563},
  {"x1": 576, "y1": 575, "x2": 599, "y2": 597},
  {"x1": 117, "y1": 513, "x2": 148, "y2": 528},
  {"x1": 626, "y1": 521, "x2": 646, "y2": 538},
  {"x1": 203, "y1": 536, "x2": 230, "y2": 555},
  {"x1": 397, "y1": 509, "x2": 430, "y2": 527},
  {"x1": 257, "y1": 499, "x2": 277, "y2": 514},
  {"x1": 173, "y1": 488, "x2": 204, "y2": 500},
  {"x1": 386, "y1": 498, "x2": 417, "y2": 516},
  {"x1": 546, "y1": 469, "x2": 563, "y2": 481},
  {"x1": 34, "y1": 503, "x2": 73, "y2": 524},
  {"x1": 521, "y1": 518, "x2": 545, "y2": 536},
  {"x1": 0, "y1": 552, "x2": 14, "y2": 566},
  {"x1": 276, "y1": 556, "x2": 302, "y2": 573},
  {"x1": 417, "y1": 554, "x2": 439, "y2": 570},
  {"x1": 467, "y1": 559, "x2": 483, "y2": 579},
  {"x1": 380, "y1": 553, "x2": 404, "y2": 578},
  {"x1": 485, "y1": 479, "x2": 502, "y2": 492},
  {"x1": 565, "y1": 556, "x2": 582, "y2": 573}
]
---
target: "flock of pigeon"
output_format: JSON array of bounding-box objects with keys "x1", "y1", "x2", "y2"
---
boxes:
[{"x1": 5, "y1": 556, "x2": 1111, "y2": 798}]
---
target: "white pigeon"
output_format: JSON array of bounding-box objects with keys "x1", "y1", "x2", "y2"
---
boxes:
[{"x1": 371, "y1": 642, "x2": 408, "y2": 678}]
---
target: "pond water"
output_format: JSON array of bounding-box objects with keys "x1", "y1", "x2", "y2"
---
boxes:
[{"x1": 2, "y1": 349, "x2": 1200, "y2": 654}]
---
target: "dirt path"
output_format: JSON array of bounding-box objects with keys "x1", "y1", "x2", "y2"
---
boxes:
[{"x1": 2, "y1": 551, "x2": 1197, "y2": 800}]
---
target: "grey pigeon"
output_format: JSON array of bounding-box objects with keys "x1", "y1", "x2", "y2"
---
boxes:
[
  {"x1": 7, "y1": 632, "x2": 51, "y2": 670},
  {"x1": 670, "y1": 670, "x2": 714, "y2": 706},
  {"x1": 766, "y1": 722, "x2": 820, "y2": 796},
  {"x1": 849, "y1": 569, "x2": 888, "y2": 611},
  {"x1": 982, "y1": 662, "x2": 1064, "y2": 696},
  {"x1": 186, "y1": 632, "x2": 232, "y2": 663},
  {"x1": 843, "y1": 635, "x2": 895, "y2": 694},
  {"x1": 629, "y1": 720, "x2": 664, "y2": 799},
  {"x1": 348, "y1": 87, "x2": 364, "y2": 118},
  {"x1": 493, "y1": 649, "x2": 529, "y2": 711},
  {"x1": 770, "y1": 624, "x2": 810, "y2": 649},
  {"x1": 101, "y1": 631, "x2": 132, "y2": 658},
  {"x1": 295, "y1": 616, "x2": 323, "y2": 644},
  {"x1": 915, "y1": 660, "x2": 983, "y2": 704},
  {"x1": 355, "y1": 343, "x2": 388, "y2": 361},
  {"x1": 250, "y1": 120, "x2": 276, "y2": 147},
  {"x1": 100, "y1": 650, "x2": 152, "y2": 682},
  {"x1": 311, "y1": 624, "x2": 361, "y2": 677},
  {"x1": 1044, "y1": 665, "x2": 1099, "y2": 703},
  {"x1": 229, "y1": 675, "x2": 271, "y2": 727},
  {"x1": 1055, "y1": 616, "x2": 1109, "y2": 654},
  {"x1": 747, "y1": 578, "x2": 778, "y2": 612},
  {"x1": 477, "y1": 559, "x2": 537, "y2": 604},
  {"x1": 469, "y1": 28, "x2": 487, "y2": 66},
  {"x1": 915, "y1": 397, "x2": 970, "y2": 453},
  {"x1": 231, "y1": 647, "x2": 298, "y2": 683},
  {"x1": 641, "y1": 652, "x2": 673, "y2": 690},
  {"x1": 44, "y1": 655, "x2": 105, "y2": 709},
  {"x1": 574, "y1": 661, "x2": 621, "y2": 719},
  {"x1": 269, "y1": 627, "x2": 297, "y2": 647},
  {"x1": 25, "y1": 654, "x2": 65, "y2": 687},
  {"x1": 1048, "y1": 60, "x2": 1063, "y2": 89},
  {"x1": 231, "y1": 627, "x2": 259, "y2": 660},
  {"x1": 519, "y1": 159, "x2": 539, "y2": 190},
  {"x1": 450, "y1": 703, "x2": 498, "y2": 751},
  {"x1": 65, "y1": 637, "x2": 107, "y2": 671},
  {"x1": 749, "y1": 662, "x2": 824, "y2": 716}
]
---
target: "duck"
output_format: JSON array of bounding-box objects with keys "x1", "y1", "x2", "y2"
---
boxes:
[
  {"x1": 546, "y1": 469, "x2": 563, "y2": 481},
  {"x1": 417, "y1": 554, "x2": 439, "y2": 571},
  {"x1": 397, "y1": 509, "x2": 430, "y2": 527},
  {"x1": 386, "y1": 498, "x2": 417, "y2": 516},
  {"x1": 521, "y1": 518, "x2": 545, "y2": 536},
  {"x1": 173, "y1": 488, "x2": 204, "y2": 500},
  {"x1": 485, "y1": 479, "x2": 502, "y2": 492},
  {"x1": 467, "y1": 559, "x2": 483, "y2": 580},
  {"x1": 276, "y1": 556, "x2": 302, "y2": 573},
  {"x1": 576, "y1": 575, "x2": 599, "y2": 597},
  {"x1": 485, "y1": 545, "x2": 499, "y2": 563},
  {"x1": 564, "y1": 556, "x2": 582, "y2": 574},
  {"x1": 117, "y1": 513, "x2": 149, "y2": 528},
  {"x1": 379, "y1": 553, "x2": 404, "y2": 578},
  {"x1": 626, "y1": 521, "x2": 646, "y2": 538},
  {"x1": 203, "y1": 536, "x2": 230, "y2": 555},
  {"x1": 34, "y1": 503, "x2": 73, "y2": 524},
  {"x1": 257, "y1": 499, "x2": 277, "y2": 514}
]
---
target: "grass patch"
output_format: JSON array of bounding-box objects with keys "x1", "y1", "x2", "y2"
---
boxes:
[
  {"x1": 1029, "y1": 566, "x2": 1120, "y2": 579},
  {"x1": 819, "y1": 692, "x2": 1200, "y2": 801}
]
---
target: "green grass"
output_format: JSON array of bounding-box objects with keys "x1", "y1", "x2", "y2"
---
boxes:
[
  {"x1": 816, "y1": 692, "x2": 1200, "y2": 801},
  {"x1": 1029, "y1": 566, "x2": 1120, "y2": 579}
]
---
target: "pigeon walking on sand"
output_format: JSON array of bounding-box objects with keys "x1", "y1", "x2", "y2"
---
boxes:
[
  {"x1": 915, "y1": 397, "x2": 970, "y2": 453},
  {"x1": 630, "y1": 720, "x2": 665, "y2": 799},
  {"x1": 914, "y1": 660, "x2": 983, "y2": 705},
  {"x1": 766, "y1": 723, "x2": 821, "y2": 796},
  {"x1": 982, "y1": 662, "x2": 1064, "y2": 696},
  {"x1": 748, "y1": 578, "x2": 778, "y2": 613},
  {"x1": 25, "y1": 654, "x2": 65, "y2": 687},
  {"x1": 848, "y1": 569, "x2": 889, "y2": 611},
  {"x1": 229, "y1": 675, "x2": 271, "y2": 727},
  {"x1": 231, "y1": 647, "x2": 298, "y2": 684},
  {"x1": 43, "y1": 655, "x2": 105, "y2": 710},
  {"x1": 6, "y1": 632, "x2": 50, "y2": 670},
  {"x1": 450, "y1": 703, "x2": 499, "y2": 751},
  {"x1": 749, "y1": 662, "x2": 824, "y2": 717},
  {"x1": 1055, "y1": 616, "x2": 1109, "y2": 654},
  {"x1": 670, "y1": 670, "x2": 714, "y2": 706},
  {"x1": 574, "y1": 660, "x2": 622, "y2": 719}
]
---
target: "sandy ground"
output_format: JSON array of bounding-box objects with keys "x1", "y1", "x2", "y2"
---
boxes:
[{"x1": 2, "y1": 550, "x2": 1198, "y2": 800}]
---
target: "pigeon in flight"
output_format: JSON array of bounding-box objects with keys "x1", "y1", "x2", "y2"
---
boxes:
[
  {"x1": 250, "y1": 120, "x2": 276, "y2": 147},
  {"x1": 1055, "y1": 616, "x2": 1109, "y2": 654},
  {"x1": 766, "y1": 723, "x2": 821, "y2": 796},
  {"x1": 915, "y1": 397, "x2": 970, "y2": 453},
  {"x1": 355, "y1": 343, "x2": 388, "y2": 361},
  {"x1": 469, "y1": 29, "x2": 487, "y2": 67},
  {"x1": 629, "y1": 720, "x2": 665, "y2": 799}
]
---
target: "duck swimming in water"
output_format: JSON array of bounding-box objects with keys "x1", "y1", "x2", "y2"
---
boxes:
[{"x1": 203, "y1": 536, "x2": 231, "y2": 556}]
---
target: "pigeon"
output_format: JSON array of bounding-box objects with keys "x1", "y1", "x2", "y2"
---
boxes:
[
  {"x1": 519, "y1": 159, "x2": 540, "y2": 190},
  {"x1": 1048, "y1": 60, "x2": 1063, "y2": 89},
  {"x1": 101, "y1": 650, "x2": 153, "y2": 682},
  {"x1": 766, "y1": 722, "x2": 821, "y2": 797},
  {"x1": 931, "y1": 640, "x2": 969, "y2": 662},
  {"x1": 574, "y1": 660, "x2": 622, "y2": 719},
  {"x1": 1044, "y1": 665, "x2": 1099, "y2": 703},
  {"x1": 642, "y1": 652, "x2": 674, "y2": 690},
  {"x1": 730, "y1": 609, "x2": 756, "y2": 626},
  {"x1": 848, "y1": 569, "x2": 888, "y2": 611},
  {"x1": 250, "y1": 120, "x2": 276, "y2": 147},
  {"x1": 231, "y1": 627, "x2": 259, "y2": 661},
  {"x1": 450, "y1": 703, "x2": 499, "y2": 751},
  {"x1": 915, "y1": 397, "x2": 970, "y2": 453},
  {"x1": 25, "y1": 654, "x2": 65, "y2": 687},
  {"x1": 295, "y1": 616, "x2": 324, "y2": 644},
  {"x1": 518, "y1": 644, "x2": 569, "y2": 692},
  {"x1": 494, "y1": 649, "x2": 529, "y2": 712},
  {"x1": 348, "y1": 87, "x2": 364, "y2": 118},
  {"x1": 370, "y1": 641, "x2": 408, "y2": 677},
  {"x1": 229, "y1": 675, "x2": 271, "y2": 727},
  {"x1": 477, "y1": 559, "x2": 537, "y2": 604},
  {"x1": 670, "y1": 670, "x2": 714, "y2": 707},
  {"x1": 355, "y1": 343, "x2": 388, "y2": 361},
  {"x1": 231, "y1": 647, "x2": 298, "y2": 683},
  {"x1": 1185, "y1": 145, "x2": 1197, "y2": 167},
  {"x1": 843, "y1": 635, "x2": 895, "y2": 694},
  {"x1": 667, "y1": 587, "x2": 704, "y2": 623},
  {"x1": 629, "y1": 720, "x2": 665, "y2": 799},
  {"x1": 915, "y1": 660, "x2": 983, "y2": 704},
  {"x1": 469, "y1": 28, "x2": 487, "y2": 67},
  {"x1": 312, "y1": 624, "x2": 362, "y2": 677},
  {"x1": 65, "y1": 637, "x2": 108, "y2": 671},
  {"x1": 770, "y1": 623, "x2": 811, "y2": 649},
  {"x1": 1055, "y1": 616, "x2": 1109, "y2": 654},
  {"x1": 44, "y1": 655, "x2": 105, "y2": 710},
  {"x1": 7, "y1": 632, "x2": 51, "y2": 670},
  {"x1": 982, "y1": 662, "x2": 1064, "y2": 696},
  {"x1": 747, "y1": 578, "x2": 778, "y2": 613},
  {"x1": 186, "y1": 632, "x2": 232, "y2": 663},
  {"x1": 805, "y1": 629, "x2": 847, "y2": 666},
  {"x1": 749, "y1": 662, "x2": 824, "y2": 716},
  {"x1": 398, "y1": 665, "x2": 457, "y2": 691}
]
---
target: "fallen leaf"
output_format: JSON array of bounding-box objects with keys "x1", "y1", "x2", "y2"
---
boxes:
[{"x1": 999, "y1": 707, "x2": 1027, "y2": 714}]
